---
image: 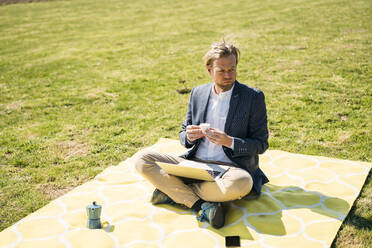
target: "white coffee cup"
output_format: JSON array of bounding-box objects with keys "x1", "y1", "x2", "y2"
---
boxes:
[{"x1": 199, "y1": 123, "x2": 210, "y2": 133}]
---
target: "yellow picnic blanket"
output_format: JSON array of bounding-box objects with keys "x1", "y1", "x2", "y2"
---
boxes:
[{"x1": 0, "y1": 138, "x2": 370, "y2": 248}]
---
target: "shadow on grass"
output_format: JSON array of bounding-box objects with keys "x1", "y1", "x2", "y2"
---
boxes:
[{"x1": 344, "y1": 213, "x2": 372, "y2": 231}]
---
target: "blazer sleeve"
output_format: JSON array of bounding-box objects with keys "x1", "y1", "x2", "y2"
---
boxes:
[
  {"x1": 179, "y1": 88, "x2": 196, "y2": 148},
  {"x1": 232, "y1": 91, "x2": 269, "y2": 157}
]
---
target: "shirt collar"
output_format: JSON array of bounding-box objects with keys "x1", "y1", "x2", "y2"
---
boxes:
[{"x1": 211, "y1": 83, "x2": 235, "y2": 99}]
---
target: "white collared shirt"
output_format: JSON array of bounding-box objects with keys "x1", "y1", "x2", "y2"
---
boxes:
[{"x1": 194, "y1": 83, "x2": 235, "y2": 164}]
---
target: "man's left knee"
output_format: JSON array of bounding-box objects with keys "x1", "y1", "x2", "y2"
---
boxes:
[{"x1": 228, "y1": 173, "x2": 253, "y2": 199}]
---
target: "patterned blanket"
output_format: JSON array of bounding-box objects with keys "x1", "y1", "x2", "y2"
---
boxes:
[{"x1": 0, "y1": 138, "x2": 370, "y2": 248}]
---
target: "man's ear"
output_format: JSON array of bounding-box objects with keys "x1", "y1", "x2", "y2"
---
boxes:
[{"x1": 206, "y1": 65, "x2": 212, "y2": 73}]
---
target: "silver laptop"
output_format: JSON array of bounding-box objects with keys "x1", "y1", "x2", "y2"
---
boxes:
[{"x1": 156, "y1": 160, "x2": 229, "y2": 181}]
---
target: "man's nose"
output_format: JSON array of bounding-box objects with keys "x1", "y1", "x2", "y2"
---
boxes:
[{"x1": 224, "y1": 71, "x2": 233, "y2": 77}]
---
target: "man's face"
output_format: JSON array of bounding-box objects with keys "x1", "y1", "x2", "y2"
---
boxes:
[{"x1": 207, "y1": 55, "x2": 237, "y2": 92}]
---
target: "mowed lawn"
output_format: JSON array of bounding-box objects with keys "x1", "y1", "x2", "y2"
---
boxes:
[{"x1": 0, "y1": 0, "x2": 370, "y2": 246}]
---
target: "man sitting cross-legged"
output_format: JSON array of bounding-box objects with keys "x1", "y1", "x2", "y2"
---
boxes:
[{"x1": 134, "y1": 40, "x2": 269, "y2": 229}]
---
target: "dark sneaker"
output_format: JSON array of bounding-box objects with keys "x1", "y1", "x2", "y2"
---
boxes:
[
  {"x1": 197, "y1": 202, "x2": 225, "y2": 229},
  {"x1": 150, "y1": 189, "x2": 175, "y2": 205}
]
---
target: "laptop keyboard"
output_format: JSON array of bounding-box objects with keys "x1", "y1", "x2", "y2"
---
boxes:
[{"x1": 206, "y1": 170, "x2": 222, "y2": 178}]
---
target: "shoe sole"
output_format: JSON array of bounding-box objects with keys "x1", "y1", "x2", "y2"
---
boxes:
[
  {"x1": 211, "y1": 203, "x2": 225, "y2": 229},
  {"x1": 151, "y1": 189, "x2": 171, "y2": 205}
]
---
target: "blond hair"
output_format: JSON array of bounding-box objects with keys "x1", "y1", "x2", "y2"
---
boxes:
[{"x1": 204, "y1": 40, "x2": 240, "y2": 67}]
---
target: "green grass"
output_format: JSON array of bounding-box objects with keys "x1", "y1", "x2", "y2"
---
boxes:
[{"x1": 0, "y1": 0, "x2": 371, "y2": 246}]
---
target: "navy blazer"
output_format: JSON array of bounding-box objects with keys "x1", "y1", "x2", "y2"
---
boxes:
[{"x1": 179, "y1": 81, "x2": 269, "y2": 195}]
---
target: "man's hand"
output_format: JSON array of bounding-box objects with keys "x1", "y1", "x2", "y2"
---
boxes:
[
  {"x1": 186, "y1": 125, "x2": 205, "y2": 143},
  {"x1": 205, "y1": 128, "x2": 233, "y2": 148}
]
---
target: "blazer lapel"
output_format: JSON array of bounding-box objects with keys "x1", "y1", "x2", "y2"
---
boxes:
[
  {"x1": 224, "y1": 81, "x2": 240, "y2": 133},
  {"x1": 200, "y1": 83, "x2": 213, "y2": 123}
]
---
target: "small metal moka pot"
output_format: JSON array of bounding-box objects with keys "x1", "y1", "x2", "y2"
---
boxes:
[{"x1": 86, "y1": 201, "x2": 102, "y2": 229}]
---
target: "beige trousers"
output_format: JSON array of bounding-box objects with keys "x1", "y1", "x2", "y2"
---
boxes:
[{"x1": 134, "y1": 149, "x2": 253, "y2": 208}]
